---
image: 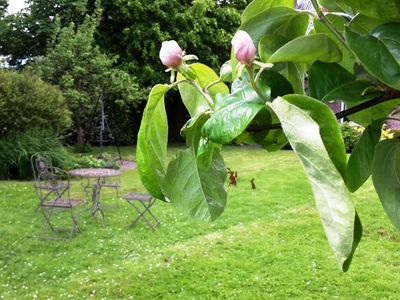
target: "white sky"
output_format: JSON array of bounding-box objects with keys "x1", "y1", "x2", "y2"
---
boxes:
[{"x1": 7, "y1": 0, "x2": 29, "y2": 14}]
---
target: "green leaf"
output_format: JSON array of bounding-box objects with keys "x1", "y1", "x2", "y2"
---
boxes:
[
  {"x1": 178, "y1": 63, "x2": 229, "y2": 117},
  {"x1": 344, "y1": 0, "x2": 400, "y2": 22},
  {"x1": 259, "y1": 34, "x2": 289, "y2": 63},
  {"x1": 254, "y1": 107, "x2": 288, "y2": 151},
  {"x1": 346, "y1": 98, "x2": 400, "y2": 127},
  {"x1": 162, "y1": 148, "x2": 227, "y2": 221},
  {"x1": 282, "y1": 95, "x2": 348, "y2": 180},
  {"x1": 371, "y1": 23, "x2": 400, "y2": 63},
  {"x1": 308, "y1": 61, "x2": 355, "y2": 100},
  {"x1": 273, "y1": 62, "x2": 304, "y2": 94},
  {"x1": 181, "y1": 112, "x2": 210, "y2": 154},
  {"x1": 346, "y1": 120, "x2": 384, "y2": 192},
  {"x1": 345, "y1": 26, "x2": 400, "y2": 90},
  {"x1": 271, "y1": 97, "x2": 360, "y2": 271},
  {"x1": 136, "y1": 84, "x2": 170, "y2": 200},
  {"x1": 258, "y1": 70, "x2": 294, "y2": 99},
  {"x1": 220, "y1": 60, "x2": 232, "y2": 82},
  {"x1": 322, "y1": 81, "x2": 382, "y2": 104},
  {"x1": 318, "y1": 0, "x2": 353, "y2": 13},
  {"x1": 372, "y1": 139, "x2": 400, "y2": 229},
  {"x1": 241, "y1": 0, "x2": 293, "y2": 24},
  {"x1": 349, "y1": 14, "x2": 386, "y2": 34},
  {"x1": 268, "y1": 34, "x2": 343, "y2": 64},
  {"x1": 202, "y1": 84, "x2": 266, "y2": 144},
  {"x1": 314, "y1": 14, "x2": 355, "y2": 72},
  {"x1": 240, "y1": 7, "x2": 309, "y2": 46}
]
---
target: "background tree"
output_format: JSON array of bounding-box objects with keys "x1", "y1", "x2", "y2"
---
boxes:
[
  {"x1": 0, "y1": 0, "x2": 92, "y2": 65},
  {"x1": 30, "y1": 9, "x2": 142, "y2": 145},
  {"x1": 96, "y1": 0, "x2": 250, "y2": 87}
]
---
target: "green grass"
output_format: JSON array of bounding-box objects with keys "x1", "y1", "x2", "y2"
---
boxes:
[{"x1": 0, "y1": 145, "x2": 399, "y2": 299}]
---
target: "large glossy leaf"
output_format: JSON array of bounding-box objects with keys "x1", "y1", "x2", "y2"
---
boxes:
[
  {"x1": 371, "y1": 23, "x2": 400, "y2": 63},
  {"x1": 178, "y1": 63, "x2": 229, "y2": 117},
  {"x1": 372, "y1": 139, "x2": 400, "y2": 229},
  {"x1": 162, "y1": 148, "x2": 227, "y2": 221},
  {"x1": 308, "y1": 61, "x2": 355, "y2": 100},
  {"x1": 345, "y1": 26, "x2": 400, "y2": 90},
  {"x1": 202, "y1": 84, "x2": 265, "y2": 144},
  {"x1": 241, "y1": 0, "x2": 293, "y2": 24},
  {"x1": 344, "y1": 0, "x2": 400, "y2": 22},
  {"x1": 322, "y1": 81, "x2": 382, "y2": 103},
  {"x1": 282, "y1": 95, "x2": 348, "y2": 180},
  {"x1": 346, "y1": 120, "x2": 384, "y2": 192},
  {"x1": 271, "y1": 97, "x2": 360, "y2": 271},
  {"x1": 268, "y1": 34, "x2": 343, "y2": 64},
  {"x1": 314, "y1": 14, "x2": 355, "y2": 72},
  {"x1": 136, "y1": 84, "x2": 170, "y2": 200},
  {"x1": 240, "y1": 7, "x2": 309, "y2": 46}
]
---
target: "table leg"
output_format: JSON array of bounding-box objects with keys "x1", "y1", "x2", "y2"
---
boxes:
[{"x1": 91, "y1": 178, "x2": 105, "y2": 225}]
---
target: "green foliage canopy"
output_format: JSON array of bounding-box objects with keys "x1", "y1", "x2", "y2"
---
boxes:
[{"x1": 96, "y1": 0, "x2": 250, "y2": 86}]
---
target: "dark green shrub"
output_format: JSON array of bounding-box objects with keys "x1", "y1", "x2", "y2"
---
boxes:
[
  {"x1": 341, "y1": 122, "x2": 363, "y2": 153},
  {"x1": 0, "y1": 69, "x2": 71, "y2": 135}
]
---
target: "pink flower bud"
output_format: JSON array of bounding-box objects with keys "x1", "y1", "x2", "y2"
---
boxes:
[
  {"x1": 231, "y1": 30, "x2": 256, "y2": 65},
  {"x1": 159, "y1": 40, "x2": 183, "y2": 68}
]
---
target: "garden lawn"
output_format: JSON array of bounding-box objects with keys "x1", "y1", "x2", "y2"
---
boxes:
[{"x1": 0, "y1": 145, "x2": 399, "y2": 299}]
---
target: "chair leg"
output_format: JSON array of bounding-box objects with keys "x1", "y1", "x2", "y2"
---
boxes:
[
  {"x1": 127, "y1": 200, "x2": 160, "y2": 230},
  {"x1": 41, "y1": 206, "x2": 56, "y2": 233},
  {"x1": 39, "y1": 206, "x2": 81, "y2": 240}
]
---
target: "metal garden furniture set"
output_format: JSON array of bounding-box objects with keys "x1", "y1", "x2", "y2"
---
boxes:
[{"x1": 31, "y1": 153, "x2": 159, "y2": 240}]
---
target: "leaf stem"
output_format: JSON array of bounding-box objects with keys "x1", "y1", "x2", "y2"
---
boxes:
[
  {"x1": 204, "y1": 79, "x2": 222, "y2": 92},
  {"x1": 247, "y1": 65, "x2": 269, "y2": 102},
  {"x1": 310, "y1": 0, "x2": 353, "y2": 53},
  {"x1": 169, "y1": 79, "x2": 189, "y2": 89},
  {"x1": 189, "y1": 79, "x2": 215, "y2": 109}
]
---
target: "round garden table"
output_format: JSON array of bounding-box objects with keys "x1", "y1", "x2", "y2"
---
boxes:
[{"x1": 68, "y1": 168, "x2": 122, "y2": 223}]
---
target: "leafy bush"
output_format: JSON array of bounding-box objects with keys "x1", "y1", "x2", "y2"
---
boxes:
[
  {"x1": 0, "y1": 130, "x2": 125, "y2": 179},
  {"x1": 0, "y1": 69, "x2": 72, "y2": 135},
  {"x1": 0, "y1": 131, "x2": 77, "y2": 180},
  {"x1": 340, "y1": 122, "x2": 363, "y2": 153}
]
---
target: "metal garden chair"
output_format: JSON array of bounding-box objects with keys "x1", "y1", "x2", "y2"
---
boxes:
[
  {"x1": 34, "y1": 166, "x2": 84, "y2": 240},
  {"x1": 123, "y1": 192, "x2": 160, "y2": 230},
  {"x1": 31, "y1": 153, "x2": 69, "y2": 200}
]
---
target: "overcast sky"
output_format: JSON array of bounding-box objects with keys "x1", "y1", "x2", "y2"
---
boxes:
[{"x1": 7, "y1": 0, "x2": 28, "y2": 14}]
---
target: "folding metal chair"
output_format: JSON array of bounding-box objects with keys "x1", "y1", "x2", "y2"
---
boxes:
[
  {"x1": 31, "y1": 153, "x2": 69, "y2": 211},
  {"x1": 123, "y1": 192, "x2": 160, "y2": 230},
  {"x1": 34, "y1": 167, "x2": 84, "y2": 240}
]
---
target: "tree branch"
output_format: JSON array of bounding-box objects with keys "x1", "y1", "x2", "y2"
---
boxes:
[{"x1": 247, "y1": 90, "x2": 400, "y2": 132}]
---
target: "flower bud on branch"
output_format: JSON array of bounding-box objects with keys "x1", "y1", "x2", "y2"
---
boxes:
[
  {"x1": 159, "y1": 40, "x2": 184, "y2": 68},
  {"x1": 231, "y1": 30, "x2": 256, "y2": 65}
]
